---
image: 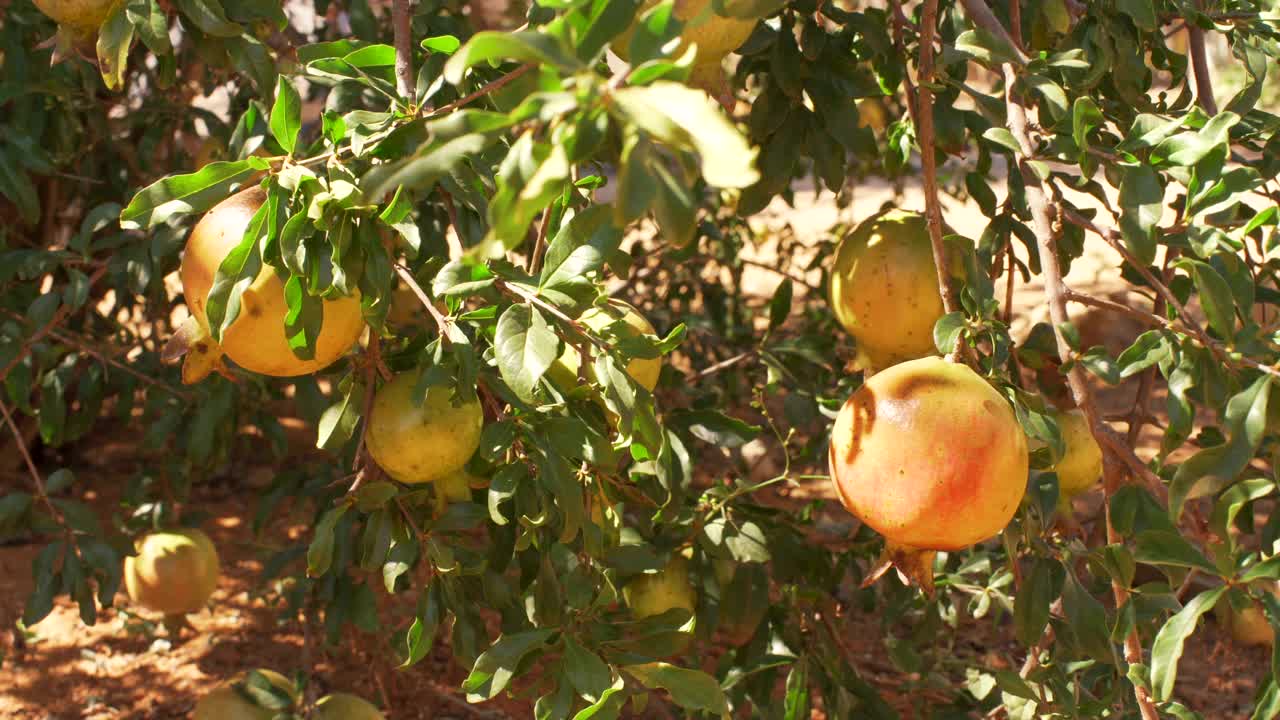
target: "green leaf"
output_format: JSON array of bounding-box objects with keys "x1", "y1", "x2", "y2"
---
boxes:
[
  {"x1": 495, "y1": 304, "x2": 560, "y2": 403},
  {"x1": 563, "y1": 637, "x2": 612, "y2": 703},
  {"x1": 612, "y1": 82, "x2": 759, "y2": 189},
  {"x1": 444, "y1": 31, "x2": 582, "y2": 85},
  {"x1": 1116, "y1": 0, "x2": 1156, "y2": 30},
  {"x1": 204, "y1": 200, "x2": 268, "y2": 341},
  {"x1": 1061, "y1": 570, "x2": 1114, "y2": 664},
  {"x1": 953, "y1": 28, "x2": 1024, "y2": 67},
  {"x1": 270, "y1": 76, "x2": 302, "y2": 155},
  {"x1": 539, "y1": 205, "x2": 623, "y2": 292},
  {"x1": 126, "y1": 0, "x2": 172, "y2": 55},
  {"x1": 768, "y1": 278, "x2": 793, "y2": 332},
  {"x1": 623, "y1": 663, "x2": 729, "y2": 715},
  {"x1": 1153, "y1": 113, "x2": 1240, "y2": 168},
  {"x1": 1014, "y1": 558, "x2": 1063, "y2": 647},
  {"x1": 1150, "y1": 587, "x2": 1227, "y2": 702},
  {"x1": 1175, "y1": 259, "x2": 1236, "y2": 338},
  {"x1": 670, "y1": 409, "x2": 760, "y2": 449},
  {"x1": 1168, "y1": 375, "x2": 1272, "y2": 521},
  {"x1": 317, "y1": 380, "x2": 364, "y2": 451},
  {"x1": 363, "y1": 133, "x2": 499, "y2": 202},
  {"x1": 174, "y1": 0, "x2": 243, "y2": 37},
  {"x1": 981, "y1": 127, "x2": 1021, "y2": 154},
  {"x1": 400, "y1": 584, "x2": 443, "y2": 667},
  {"x1": 933, "y1": 311, "x2": 967, "y2": 355},
  {"x1": 422, "y1": 35, "x2": 462, "y2": 54},
  {"x1": 1133, "y1": 530, "x2": 1216, "y2": 572},
  {"x1": 1118, "y1": 164, "x2": 1163, "y2": 264},
  {"x1": 577, "y1": 0, "x2": 642, "y2": 61},
  {"x1": 462, "y1": 629, "x2": 556, "y2": 701},
  {"x1": 96, "y1": 3, "x2": 135, "y2": 92},
  {"x1": 119, "y1": 160, "x2": 269, "y2": 229},
  {"x1": 1071, "y1": 97, "x2": 1104, "y2": 156},
  {"x1": 783, "y1": 657, "x2": 810, "y2": 720},
  {"x1": 307, "y1": 505, "x2": 347, "y2": 577},
  {"x1": 283, "y1": 276, "x2": 322, "y2": 360}
]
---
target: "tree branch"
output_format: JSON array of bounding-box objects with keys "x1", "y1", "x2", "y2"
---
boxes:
[
  {"x1": 1057, "y1": 205, "x2": 1229, "y2": 367},
  {"x1": 1186, "y1": 25, "x2": 1218, "y2": 116},
  {"x1": 914, "y1": 0, "x2": 963, "y2": 336},
  {"x1": 393, "y1": 0, "x2": 416, "y2": 102},
  {"x1": 988, "y1": 16, "x2": 1161, "y2": 717}
]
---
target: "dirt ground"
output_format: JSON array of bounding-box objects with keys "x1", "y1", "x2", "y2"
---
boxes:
[{"x1": 0, "y1": 177, "x2": 1273, "y2": 719}]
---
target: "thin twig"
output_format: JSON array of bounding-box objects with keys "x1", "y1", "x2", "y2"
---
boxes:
[
  {"x1": 692, "y1": 351, "x2": 753, "y2": 381},
  {"x1": 350, "y1": 336, "x2": 382, "y2": 492},
  {"x1": 527, "y1": 206, "x2": 552, "y2": 275},
  {"x1": 737, "y1": 258, "x2": 822, "y2": 293},
  {"x1": 913, "y1": 0, "x2": 963, "y2": 363},
  {"x1": 394, "y1": 263, "x2": 453, "y2": 344},
  {"x1": 0, "y1": 310, "x2": 193, "y2": 401},
  {"x1": 1057, "y1": 205, "x2": 1229, "y2": 366},
  {"x1": 0, "y1": 397, "x2": 65, "y2": 527},
  {"x1": 0, "y1": 265, "x2": 108, "y2": 384},
  {"x1": 424, "y1": 64, "x2": 535, "y2": 118},
  {"x1": 392, "y1": 0, "x2": 416, "y2": 103}
]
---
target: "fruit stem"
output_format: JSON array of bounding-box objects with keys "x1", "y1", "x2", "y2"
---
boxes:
[{"x1": 862, "y1": 541, "x2": 937, "y2": 597}]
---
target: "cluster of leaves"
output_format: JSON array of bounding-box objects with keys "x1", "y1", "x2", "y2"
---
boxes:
[{"x1": 6, "y1": 0, "x2": 1280, "y2": 717}]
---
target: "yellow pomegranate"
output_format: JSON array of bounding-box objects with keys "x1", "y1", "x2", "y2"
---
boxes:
[
  {"x1": 33, "y1": 0, "x2": 117, "y2": 40},
  {"x1": 1045, "y1": 409, "x2": 1103, "y2": 500},
  {"x1": 857, "y1": 98, "x2": 890, "y2": 133},
  {"x1": 613, "y1": 0, "x2": 757, "y2": 68},
  {"x1": 829, "y1": 357, "x2": 1028, "y2": 591},
  {"x1": 193, "y1": 670, "x2": 297, "y2": 720},
  {"x1": 178, "y1": 187, "x2": 366, "y2": 379},
  {"x1": 124, "y1": 528, "x2": 220, "y2": 616},
  {"x1": 624, "y1": 555, "x2": 697, "y2": 619},
  {"x1": 550, "y1": 300, "x2": 662, "y2": 392},
  {"x1": 828, "y1": 210, "x2": 966, "y2": 371},
  {"x1": 314, "y1": 693, "x2": 386, "y2": 719},
  {"x1": 366, "y1": 372, "x2": 484, "y2": 485},
  {"x1": 1217, "y1": 585, "x2": 1279, "y2": 646},
  {"x1": 427, "y1": 470, "x2": 476, "y2": 516}
]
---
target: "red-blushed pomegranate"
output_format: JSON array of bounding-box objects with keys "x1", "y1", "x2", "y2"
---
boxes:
[{"x1": 829, "y1": 357, "x2": 1028, "y2": 592}]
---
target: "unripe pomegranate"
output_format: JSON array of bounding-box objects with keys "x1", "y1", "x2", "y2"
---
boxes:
[
  {"x1": 124, "y1": 528, "x2": 220, "y2": 616},
  {"x1": 365, "y1": 372, "x2": 484, "y2": 485},
  {"x1": 828, "y1": 357, "x2": 1028, "y2": 591},
  {"x1": 828, "y1": 210, "x2": 967, "y2": 371},
  {"x1": 314, "y1": 693, "x2": 386, "y2": 719},
  {"x1": 1044, "y1": 409, "x2": 1103, "y2": 500},
  {"x1": 176, "y1": 187, "x2": 366, "y2": 380},
  {"x1": 33, "y1": 0, "x2": 116, "y2": 41},
  {"x1": 193, "y1": 669, "x2": 297, "y2": 720},
  {"x1": 625, "y1": 555, "x2": 697, "y2": 619},
  {"x1": 613, "y1": 0, "x2": 757, "y2": 68},
  {"x1": 549, "y1": 299, "x2": 662, "y2": 392},
  {"x1": 1217, "y1": 585, "x2": 1279, "y2": 647}
]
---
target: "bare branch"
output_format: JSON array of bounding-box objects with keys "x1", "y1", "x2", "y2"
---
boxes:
[
  {"x1": 1186, "y1": 25, "x2": 1218, "y2": 116},
  {"x1": 393, "y1": 0, "x2": 416, "y2": 102},
  {"x1": 914, "y1": 0, "x2": 963, "y2": 332}
]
